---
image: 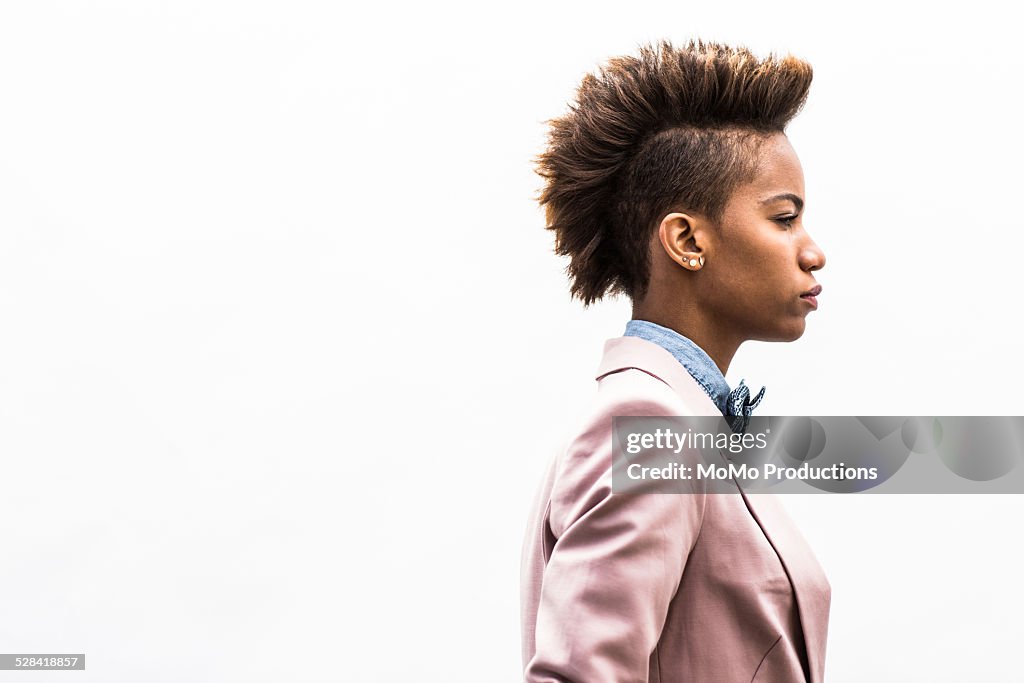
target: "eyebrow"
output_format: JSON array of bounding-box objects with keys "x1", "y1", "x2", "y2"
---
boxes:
[{"x1": 759, "y1": 193, "x2": 804, "y2": 212}]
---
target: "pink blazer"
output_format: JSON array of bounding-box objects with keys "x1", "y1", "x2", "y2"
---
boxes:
[{"x1": 520, "y1": 336, "x2": 831, "y2": 682}]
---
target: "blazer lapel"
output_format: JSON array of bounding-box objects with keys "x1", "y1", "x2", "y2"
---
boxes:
[
  {"x1": 738, "y1": 491, "x2": 830, "y2": 683},
  {"x1": 595, "y1": 335, "x2": 830, "y2": 683}
]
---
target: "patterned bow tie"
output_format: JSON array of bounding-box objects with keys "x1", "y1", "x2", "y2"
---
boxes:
[{"x1": 726, "y1": 379, "x2": 766, "y2": 434}]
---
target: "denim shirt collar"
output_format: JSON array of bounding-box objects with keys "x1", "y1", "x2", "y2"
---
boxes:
[{"x1": 623, "y1": 319, "x2": 733, "y2": 415}]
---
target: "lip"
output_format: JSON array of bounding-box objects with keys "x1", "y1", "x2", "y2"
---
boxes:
[{"x1": 800, "y1": 284, "x2": 822, "y2": 309}]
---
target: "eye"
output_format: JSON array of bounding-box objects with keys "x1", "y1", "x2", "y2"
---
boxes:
[{"x1": 774, "y1": 215, "x2": 799, "y2": 228}]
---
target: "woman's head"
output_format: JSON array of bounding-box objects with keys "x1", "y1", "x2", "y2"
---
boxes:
[{"x1": 537, "y1": 39, "x2": 825, "y2": 343}]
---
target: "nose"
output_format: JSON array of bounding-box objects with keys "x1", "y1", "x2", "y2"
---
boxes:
[{"x1": 799, "y1": 233, "x2": 826, "y2": 273}]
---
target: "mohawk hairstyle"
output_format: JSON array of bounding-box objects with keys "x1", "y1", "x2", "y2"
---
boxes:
[{"x1": 536, "y1": 39, "x2": 813, "y2": 306}]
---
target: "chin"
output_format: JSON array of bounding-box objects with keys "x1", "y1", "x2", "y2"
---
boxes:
[
  {"x1": 755, "y1": 319, "x2": 806, "y2": 343},
  {"x1": 781, "y1": 319, "x2": 808, "y2": 341}
]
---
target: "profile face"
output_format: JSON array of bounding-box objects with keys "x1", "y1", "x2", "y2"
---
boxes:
[{"x1": 701, "y1": 132, "x2": 826, "y2": 343}]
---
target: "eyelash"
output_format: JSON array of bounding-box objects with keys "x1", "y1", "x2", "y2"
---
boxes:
[{"x1": 775, "y1": 215, "x2": 799, "y2": 228}]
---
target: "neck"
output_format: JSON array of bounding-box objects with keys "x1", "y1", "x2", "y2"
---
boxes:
[{"x1": 630, "y1": 300, "x2": 742, "y2": 376}]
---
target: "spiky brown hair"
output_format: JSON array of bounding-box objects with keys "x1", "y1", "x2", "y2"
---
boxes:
[{"x1": 536, "y1": 39, "x2": 813, "y2": 306}]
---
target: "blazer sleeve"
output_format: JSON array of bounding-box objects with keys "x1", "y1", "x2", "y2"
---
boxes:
[{"x1": 524, "y1": 398, "x2": 707, "y2": 683}]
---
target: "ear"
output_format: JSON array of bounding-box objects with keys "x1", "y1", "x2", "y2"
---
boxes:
[{"x1": 656, "y1": 212, "x2": 708, "y2": 271}]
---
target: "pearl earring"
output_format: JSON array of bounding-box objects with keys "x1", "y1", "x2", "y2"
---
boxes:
[{"x1": 688, "y1": 256, "x2": 705, "y2": 269}]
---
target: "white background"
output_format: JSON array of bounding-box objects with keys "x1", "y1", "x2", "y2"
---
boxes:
[{"x1": 1, "y1": 1, "x2": 1022, "y2": 681}]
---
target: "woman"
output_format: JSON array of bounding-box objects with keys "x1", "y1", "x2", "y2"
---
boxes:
[{"x1": 520, "y1": 40, "x2": 830, "y2": 682}]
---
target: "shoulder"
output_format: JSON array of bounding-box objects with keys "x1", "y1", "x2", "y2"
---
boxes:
[
  {"x1": 561, "y1": 368, "x2": 688, "y2": 464},
  {"x1": 547, "y1": 368, "x2": 701, "y2": 536},
  {"x1": 595, "y1": 366, "x2": 693, "y2": 415}
]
